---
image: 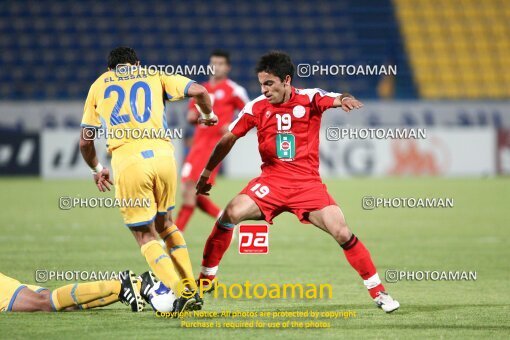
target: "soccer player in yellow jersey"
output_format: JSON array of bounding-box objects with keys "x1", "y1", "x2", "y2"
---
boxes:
[
  {"x1": 79, "y1": 47, "x2": 218, "y2": 313},
  {"x1": 0, "y1": 270, "x2": 143, "y2": 312}
]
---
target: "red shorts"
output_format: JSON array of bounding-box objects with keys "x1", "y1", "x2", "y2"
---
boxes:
[
  {"x1": 239, "y1": 176, "x2": 337, "y2": 224},
  {"x1": 181, "y1": 147, "x2": 220, "y2": 183}
]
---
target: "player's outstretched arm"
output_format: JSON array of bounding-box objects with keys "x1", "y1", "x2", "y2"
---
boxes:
[
  {"x1": 187, "y1": 83, "x2": 218, "y2": 126},
  {"x1": 332, "y1": 93, "x2": 364, "y2": 112},
  {"x1": 196, "y1": 132, "x2": 239, "y2": 196},
  {"x1": 79, "y1": 128, "x2": 113, "y2": 192}
]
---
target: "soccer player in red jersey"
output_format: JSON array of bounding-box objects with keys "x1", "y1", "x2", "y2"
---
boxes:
[
  {"x1": 176, "y1": 50, "x2": 249, "y2": 232},
  {"x1": 196, "y1": 52, "x2": 399, "y2": 313}
]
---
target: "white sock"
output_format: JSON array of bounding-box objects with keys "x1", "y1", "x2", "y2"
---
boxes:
[
  {"x1": 363, "y1": 273, "x2": 381, "y2": 290},
  {"x1": 201, "y1": 265, "x2": 218, "y2": 277}
]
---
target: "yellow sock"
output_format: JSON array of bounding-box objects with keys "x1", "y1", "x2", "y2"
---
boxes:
[
  {"x1": 79, "y1": 293, "x2": 119, "y2": 309},
  {"x1": 79, "y1": 279, "x2": 140, "y2": 310},
  {"x1": 159, "y1": 224, "x2": 198, "y2": 291},
  {"x1": 50, "y1": 280, "x2": 120, "y2": 311},
  {"x1": 140, "y1": 240, "x2": 184, "y2": 296}
]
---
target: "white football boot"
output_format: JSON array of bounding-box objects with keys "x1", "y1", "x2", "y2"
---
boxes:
[{"x1": 374, "y1": 291, "x2": 400, "y2": 313}]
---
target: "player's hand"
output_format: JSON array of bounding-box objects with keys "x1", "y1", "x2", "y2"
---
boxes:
[
  {"x1": 196, "y1": 176, "x2": 213, "y2": 196},
  {"x1": 94, "y1": 167, "x2": 113, "y2": 192},
  {"x1": 341, "y1": 97, "x2": 363, "y2": 112},
  {"x1": 198, "y1": 115, "x2": 219, "y2": 126}
]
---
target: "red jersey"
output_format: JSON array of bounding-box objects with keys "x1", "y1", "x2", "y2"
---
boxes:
[
  {"x1": 182, "y1": 79, "x2": 249, "y2": 182},
  {"x1": 229, "y1": 87, "x2": 340, "y2": 186},
  {"x1": 188, "y1": 78, "x2": 249, "y2": 145}
]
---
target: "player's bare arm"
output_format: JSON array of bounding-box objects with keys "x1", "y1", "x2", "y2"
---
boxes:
[
  {"x1": 196, "y1": 132, "x2": 238, "y2": 195},
  {"x1": 187, "y1": 83, "x2": 218, "y2": 126},
  {"x1": 79, "y1": 128, "x2": 113, "y2": 192},
  {"x1": 332, "y1": 92, "x2": 364, "y2": 112}
]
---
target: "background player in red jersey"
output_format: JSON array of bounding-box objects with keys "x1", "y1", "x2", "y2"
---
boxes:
[
  {"x1": 196, "y1": 52, "x2": 400, "y2": 313},
  {"x1": 176, "y1": 50, "x2": 249, "y2": 232}
]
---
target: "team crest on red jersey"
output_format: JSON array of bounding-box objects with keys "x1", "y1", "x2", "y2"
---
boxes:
[{"x1": 292, "y1": 105, "x2": 306, "y2": 118}]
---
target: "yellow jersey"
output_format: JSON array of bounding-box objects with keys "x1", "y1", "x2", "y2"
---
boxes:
[{"x1": 81, "y1": 68, "x2": 194, "y2": 152}]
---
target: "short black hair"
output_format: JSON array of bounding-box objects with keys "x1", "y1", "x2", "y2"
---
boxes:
[
  {"x1": 255, "y1": 51, "x2": 295, "y2": 81},
  {"x1": 210, "y1": 49, "x2": 230, "y2": 65},
  {"x1": 107, "y1": 47, "x2": 139, "y2": 69}
]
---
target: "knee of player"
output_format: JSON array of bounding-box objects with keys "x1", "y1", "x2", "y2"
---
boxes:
[
  {"x1": 130, "y1": 226, "x2": 157, "y2": 246},
  {"x1": 182, "y1": 192, "x2": 197, "y2": 205},
  {"x1": 339, "y1": 217, "x2": 349, "y2": 230},
  {"x1": 37, "y1": 293, "x2": 54, "y2": 312},
  {"x1": 331, "y1": 224, "x2": 351, "y2": 243},
  {"x1": 182, "y1": 194, "x2": 197, "y2": 206},
  {"x1": 222, "y1": 205, "x2": 242, "y2": 224}
]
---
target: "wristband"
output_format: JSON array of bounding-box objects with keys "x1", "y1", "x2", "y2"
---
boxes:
[
  {"x1": 91, "y1": 163, "x2": 104, "y2": 174},
  {"x1": 202, "y1": 111, "x2": 216, "y2": 120},
  {"x1": 194, "y1": 104, "x2": 216, "y2": 120},
  {"x1": 341, "y1": 96, "x2": 353, "y2": 102},
  {"x1": 200, "y1": 169, "x2": 212, "y2": 178}
]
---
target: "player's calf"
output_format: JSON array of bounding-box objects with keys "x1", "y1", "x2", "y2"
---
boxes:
[
  {"x1": 196, "y1": 195, "x2": 221, "y2": 219},
  {"x1": 176, "y1": 181, "x2": 198, "y2": 231}
]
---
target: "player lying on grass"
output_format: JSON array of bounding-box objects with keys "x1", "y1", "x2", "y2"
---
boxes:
[
  {"x1": 196, "y1": 52, "x2": 399, "y2": 313},
  {"x1": 0, "y1": 270, "x2": 160, "y2": 312},
  {"x1": 79, "y1": 47, "x2": 218, "y2": 313},
  {"x1": 176, "y1": 49, "x2": 249, "y2": 232}
]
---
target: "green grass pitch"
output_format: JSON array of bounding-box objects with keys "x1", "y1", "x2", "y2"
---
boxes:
[{"x1": 0, "y1": 177, "x2": 509, "y2": 339}]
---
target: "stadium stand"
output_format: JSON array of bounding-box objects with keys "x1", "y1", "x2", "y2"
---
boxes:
[
  {"x1": 0, "y1": 0, "x2": 416, "y2": 100},
  {"x1": 394, "y1": 0, "x2": 510, "y2": 99}
]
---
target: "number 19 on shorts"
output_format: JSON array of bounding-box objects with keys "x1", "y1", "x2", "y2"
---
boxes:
[{"x1": 250, "y1": 183, "x2": 270, "y2": 198}]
